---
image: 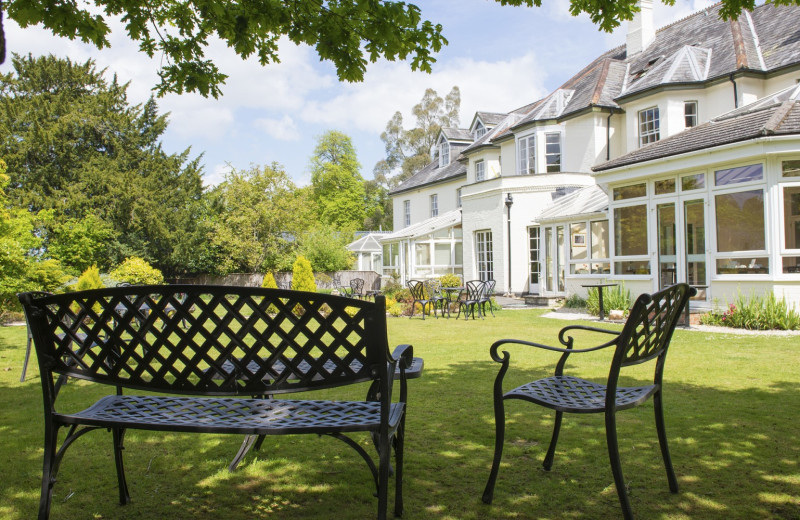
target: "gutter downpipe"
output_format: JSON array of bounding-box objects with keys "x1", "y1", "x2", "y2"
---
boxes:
[
  {"x1": 729, "y1": 73, "x2": 739, "y2": 108},
  {"x1": 606, "y1": 112, "x2": 613, "y2": 161}
]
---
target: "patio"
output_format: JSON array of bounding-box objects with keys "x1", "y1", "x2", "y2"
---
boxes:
[{"x1": 1, "y1": 307, "x2": 798, "y2": 519}]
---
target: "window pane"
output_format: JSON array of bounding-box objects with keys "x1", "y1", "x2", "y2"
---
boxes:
[
  {"x1": 434, "y1": 244, "x2": 451, "y2": 265},
  {"x1": 545, "y1": 133, "x2": 561, "y2": 173},
  {"x1": 570, "y1": 223, "x2": 587, "y2": 259},
  {"x1": 615, "y1": 260, "x2": 651, "y2": 275},
  {"x1": 591, "y1": 262, "x2": 611, "y2": 274},
  {"x1": 714, "y1": 164, "x2": 763, "y2": 186},
  {"x1": 681, "y1": 173, "x2": 705, "y2": 191},
  {"x1": 782, "y1": 256, "x2": 800, "y2": 273},
  {"x1": 715, "y1": 189, "x2": 765, "y2": 252},
  {"x1": 784, "y1": 186, "x2": 800, "y2": 250},
  {"x1": 454, "y1": 243, "x2": 463, "y2": 265},
  {"x1": 613, "y1": 183, "x2": 647, "y2": 200},
  {"x1": 717, "y1": 258, "x2": 768, "y2": 274},
  {"x1": 782, "y1": 160, "x2": 800, "y2": 178},
  {"x1": 591, "y1": 220, "x2": 609, "y2": 258},
  {"x1": 655, "y1": 178, "x2": 676, "y2": 195},
  {"x1": 614, "y1": 204, "x2": 648, "y2": 256},
  {"x1": 638, "y1": 107, "x2": 660, "y2": 146},
  {"x1": 453, "y1": 226, "x2": 463, "y2": 238},
  {"x1": 415, "y1": 243, "x2": 431, "y2": 265},
  {"x1": 684, "y1": 101, "x2": 698, "y2": 128}
]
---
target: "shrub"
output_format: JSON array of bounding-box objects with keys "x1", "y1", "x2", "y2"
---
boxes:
[
  {"x1": 291, "y1": 256, "x2": 317, "y2": 293},
  {"x1": 586, "y1": 283, "x2": 630, "y2": 317},
  {"x1": 563, "y1": 294, "x2": 586, "y2": 308},
  {"x1": 261, "y1": 272, "x2": 278, "y2": 289},
  {"x1": 74, "y1": 265, "x2": 104, "y2": 291},
  {"x1": 380, "y1": 273, "x2": 404, "y2": 298},
  {"x1": 701, "y1": 291, "x2": 800, "y2": 330},
  {"x1": 109, "y1": 257, "x2": 164, "y2": 285},
  {"x1": 439, "y1": 273, "x2": 462, "y2": 288}
]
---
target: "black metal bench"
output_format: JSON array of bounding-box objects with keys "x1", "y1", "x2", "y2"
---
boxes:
[{"x1": 20, "y1": 285, "x2": 415, "y2": 520}]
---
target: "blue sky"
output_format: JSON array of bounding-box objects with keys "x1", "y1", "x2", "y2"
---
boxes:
[{"x1": 1, "y1": 0, "x2": 714, "y2": 187}]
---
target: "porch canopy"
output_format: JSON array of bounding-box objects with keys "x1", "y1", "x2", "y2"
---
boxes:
[{"x1": 380, "y1": 209, "x2": 463, "y2": 283}]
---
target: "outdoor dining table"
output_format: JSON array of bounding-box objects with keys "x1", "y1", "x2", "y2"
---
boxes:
[
  {"x1": 581, "y1": 282, "x2": 618, "y2": 321},
  {"x1": 441, "y1": 286, "x2": 464, "y2": 315}
]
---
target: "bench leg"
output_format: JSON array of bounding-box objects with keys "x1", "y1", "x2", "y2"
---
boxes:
[
  {"x1": 393, "y1": 418, "x2": 405, "y2": 517},
  {"x1": 377, "y1": 431, "x2": 390, "y2": 520},
  {"x1": 112, "y1": 427, "x2": 131, "y2": 504},
  {"x1": 229, "y1": 435, "x2": 259, "y2": 472}
]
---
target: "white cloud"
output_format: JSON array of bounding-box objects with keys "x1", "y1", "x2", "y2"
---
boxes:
[
  {"x1": 205, "y1": 163, "x2": 233, "y2": 188},
  {"x1": 298, "y1": 52, "x2": 548, "y2": 135},
  {"x1": 253, "y1": 115, "x2": 301, "y2": 141}
]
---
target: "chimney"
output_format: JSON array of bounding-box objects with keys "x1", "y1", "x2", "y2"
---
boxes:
[{"x1": 626, "y1": 0, "x2": 655, "y2": 56}]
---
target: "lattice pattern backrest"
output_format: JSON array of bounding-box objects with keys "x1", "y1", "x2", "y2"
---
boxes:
[
  {"x1": 407, "y1": 280, "x2": 425, "y2": 299},
  {"x1": 616, "y1": 284, "x2": 691, "y2": 367},
  {"x1": 22, "y1": 286, "x2": 388, "y2": 396},
  {"x1": 466, "y1": 280, "x2": 484, "y2": 300}
]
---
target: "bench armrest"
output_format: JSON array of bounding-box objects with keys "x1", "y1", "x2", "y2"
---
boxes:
[{"x1": 390, "y1": 344, "x2": 414, "y2": 371}]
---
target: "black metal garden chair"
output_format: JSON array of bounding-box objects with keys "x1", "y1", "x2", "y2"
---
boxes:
[
  {"x1": 424, "y1": 279, "x2": 449, "y2": 318},
  {"x1": 478, "y1": 280, "x2": 496, "y2": 317},
  {"x1": 407, "y1": 280, "x2": 436, "y2": 320},
  {"x1": 482, "y1": 283, "x2": 695, "y2": 520},
  {"x1": 20, "y1": 291, "x2": 53, "y2": 382},
  {"x1": 455, "y1": 280, "x2": 484, "y2": 320},
  {"x1": 350, "y1": 278, "x2": 365, "y2": 299}
]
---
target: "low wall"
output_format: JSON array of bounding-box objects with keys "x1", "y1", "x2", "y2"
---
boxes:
[{"x1": 182, "y1": 271, "x2": 382, "y2": 291}]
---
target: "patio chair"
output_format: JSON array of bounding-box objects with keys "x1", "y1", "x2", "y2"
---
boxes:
[
  {"x1": 407, "y1": 280, "x2": 437, "y2": 320},
  {"x1": 482, "y1": 283, "x2": 696, "y2": 520},
  {"x1": 455, "y1": 280, "x2": 484, "y2": 320},
  {"x1": 424, "y1": 279, "x2": 449, "y2": 318},
  {"x1": 350, "y1": 278, "x2": 365, "y2": 299},
  {"x1": 478, "y1": 280, "x2": 496, "y2": 317}
]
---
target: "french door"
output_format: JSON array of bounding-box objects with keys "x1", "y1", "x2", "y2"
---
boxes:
[{"x1": 656, "y1": 197, "x2": 708, "y2": 299}]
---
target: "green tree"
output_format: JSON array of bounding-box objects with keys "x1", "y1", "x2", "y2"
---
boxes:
[
  {"x1": 0, "y1": 0, "x2": 446, "y2": 97},
  {"x1": 109, "y1": 257, "x2": 164, "y2": 285},
  {"x1": 261, "y1": 272, "x2": 278, "y2": 289},
  {"x1": 310, "y1": 130, "x2": 366, "y2": 230},
  {"x1": 43, "y1": 212, "x2": 116, "y2": 273},
  {"x1": 207, "y1": 163, "x2": 311, "y2": 274},
  {"x1": 291, "y1": 256, "x2": 317, "y2": 293},
  {"x1": 300, "y1": 225, "x2": 355, "y2": 273},
  {"x1": 375, "y1": 86, "x2": 461, "y2": 187},
  {"x1": 0, "y1": 1, "x2": 779, "y2": 97},
  {"x1": 74, "y1": 265, "x2": 104, "y2": 291},
  {"x1": 0, "y1": 54, "x2": 206, "y2": 274}
]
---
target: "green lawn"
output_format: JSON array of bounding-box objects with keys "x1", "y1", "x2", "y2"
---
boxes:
[{"x1": 1, "y1": 310, "x2": 799, "y2": 519}]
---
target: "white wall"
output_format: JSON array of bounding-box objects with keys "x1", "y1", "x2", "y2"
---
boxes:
[{"x1": 391, "y1": 176, "x2": 464, "y2": 230}]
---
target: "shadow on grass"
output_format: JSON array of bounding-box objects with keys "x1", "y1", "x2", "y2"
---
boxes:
[{"x1": 1, "y1": 341, "x2": 798, "y2": 519}]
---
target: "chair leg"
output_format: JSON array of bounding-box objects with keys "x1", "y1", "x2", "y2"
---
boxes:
[
  {"x1": 38, "y1": 425, "x2": 60, "y2": 520},
  {"x1": 112, "y1": 427, "x2": 131, "y2": 504},
  {"x1": 606, "y1": 411, "x2": 634, "y2": 520},
  {"x1": 543, "y1": 411, "x2": 563, "y2": 471},
  {"x1": 377, "y1": 431, "x2": 391, "y2": 520},
  {"x1": 393, "y1": 417, "x2": 405, "y2": 517},
  {"x1": 482, "y1": 396, "x2": 506, "y2": 504},
  {"x1": 654, "y1": 390, "x2": 679, "y2": 493}
]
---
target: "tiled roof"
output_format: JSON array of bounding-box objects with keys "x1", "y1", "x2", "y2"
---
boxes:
[
  {"x1": 593, "y1": 84, "x2": 800, "y2": 171},
  {"x1": 380, "y1": 209, "x2": 462, "y2": 241},
  {"x1": 442, "y1": 127, "x2": 473, "y2": 142},
  {"x1": 475, "y1": 112, "x2": 507, "y2": 126},
  {"x1": 536, "y1": 185, "x2": 609, "y2": 222},
  {"x1": 388, "y1": 155, "x2": 467, "y2": 195},
  {"x1": 347, "y1": 233, "x2": 385, "y2": 252}
]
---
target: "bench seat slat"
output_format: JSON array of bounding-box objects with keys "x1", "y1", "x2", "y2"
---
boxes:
[{"x1": 58, "y1": 395, "x2": 405, "y2": 435}]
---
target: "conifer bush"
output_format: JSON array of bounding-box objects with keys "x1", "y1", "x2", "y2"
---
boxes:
[
  {"x1": 291, "y1": 256, "x2": 317, "y2": 293},
  {"x1": 109, "y1": 257, "x2": 164, "y2": 285},
  {"x1": 74, "y1": 265, "x2": 104, "y2": 291},
  {"x1": 261, "y1": 272, "x2": 278, "y2": 289}
]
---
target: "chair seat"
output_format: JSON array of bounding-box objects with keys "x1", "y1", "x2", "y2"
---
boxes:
[{"x1": 505, "y1": 375, "x2": 657, "y2": 413}]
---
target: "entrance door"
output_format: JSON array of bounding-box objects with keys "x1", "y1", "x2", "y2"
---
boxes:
[
  {"x1": 656, "y1": 198, "x2": 708, "y2": 299},
  {"x1": 528, "y1": 227, "x2": 540, "y2": 294}
]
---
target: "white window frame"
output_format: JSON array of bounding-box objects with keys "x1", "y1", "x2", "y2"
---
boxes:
[
  {"x1": 779, "y1": 177, "x2": 800, "y2": 275},
  {"x1": 457, "y1": 188, "x2": 462, "y2": 208},
  {"x1": 475, "y1": 160, "x2": 485, "y2": 182},
  {"x1": 403, "y1": 200, "x2": 411, "y2": 227},
  {"x1": 684, "y1": 101, "x2": 698, "y2": 128},
  {"x1": 610, "y1": 186, "x2": 651, "y2": 277},
  {"x1": 545, "y1": 132, "x2": 561, "y2": 173},
  {"x1": 568, "y1": 219, "x2": 610, "y2": 276},
  {"x1": 439, "y1": 141, "x2": 450, "y2": 167},
  {"x1": 475, "y1": 230, "x2": 494, "y2": 281},
  {"x1": 430, "y1": 194, "x2": 439, "y2": 218},
  {"x1": 517, "y1": 134, "x2": 535, "y2": 175},
  {"x1": 474, "y1": 121, "x2": 486, "y2": 139},
  {"x1": 638, "y1": 106, "x2": 660, "y2": 147}
]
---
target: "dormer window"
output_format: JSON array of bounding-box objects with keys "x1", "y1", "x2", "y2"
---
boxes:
[
  {"x1": 439, "y1": 141, "x2": 450, "y2": 167},
  {"x1": 474, "y1": 121, "x2": 486, "y2": 139}
]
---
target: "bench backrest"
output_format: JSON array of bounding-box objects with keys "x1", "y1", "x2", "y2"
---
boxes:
[{"x1": 20, "y1": 285, "x2": 391, "y2": 397}]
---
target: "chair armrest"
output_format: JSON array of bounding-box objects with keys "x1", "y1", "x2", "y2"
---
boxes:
[
  {"x1": 557, "y1": 324, "x2": 620, "y2": 347},
  {"x1": 489, "y1": 337, "x2": 616, "y2": 362},
  {"x1": 390, "y1": 344, "x2": 414, "y2": 371}
]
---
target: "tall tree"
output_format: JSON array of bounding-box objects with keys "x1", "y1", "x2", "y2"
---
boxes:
[
  {"x1": 0, "y1": 54, "x2": 205, "y2": 274},
  {"x1": 207, "y1": 163, "x2": 311, "y2": 274},
  {"x1": 0, "y1": 0, "x2": 783, "y2": 97},
  {"x1": 375, "y1": 86, "x2": 461, "y2": 186},
  {"x1": 310, "y1": 130, "x2": 366, "y2": 230}
]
